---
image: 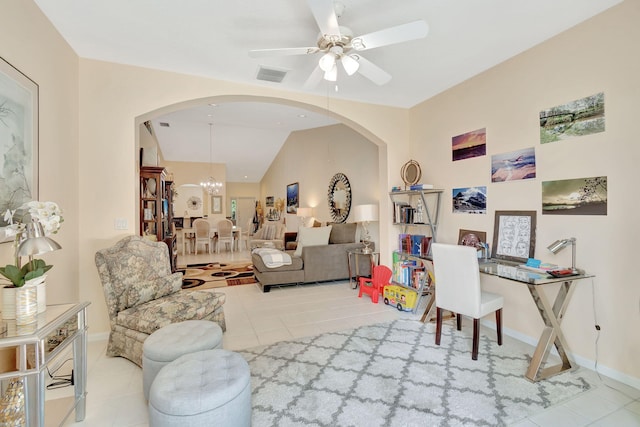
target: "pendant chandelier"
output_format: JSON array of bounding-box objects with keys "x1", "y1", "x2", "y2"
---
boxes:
[{"x1": 200, "y1": 123, "x2": 223, "y2": 195}]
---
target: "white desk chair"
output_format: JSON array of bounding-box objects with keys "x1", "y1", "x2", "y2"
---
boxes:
[
  {"x1": 192, "y1": 218, "x2": 212, "y2": 254},
  {"x1": 431, "y1": 242, "x2": 504, "y2": 360},
  {"x1": 216, "y1": 219, "x2": 234, "y2": 253}
]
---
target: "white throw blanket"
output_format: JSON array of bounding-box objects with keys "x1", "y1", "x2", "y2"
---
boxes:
[{"x1": 252, "y1": 247, "x2": 292, "y2": 268}]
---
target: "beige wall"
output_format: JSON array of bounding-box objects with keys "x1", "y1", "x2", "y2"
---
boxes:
[
  {"x1": 261, "y1": 124, "x2": 380, "y2": 243},
  {"x1": 1, "y1": 1, "x2": 79, "y2": 305},
  {"x1": 410, "y1": 2, "x2": 639, "y2": 383},
  {"x1": 76, "y1": 63, "x2": 404, "y2": 340},
  {"x1": 3, "y1": 0, "x2": 638, "y2": 386}
]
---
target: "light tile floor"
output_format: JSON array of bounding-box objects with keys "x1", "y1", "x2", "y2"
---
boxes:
[{"x1": 48, "y1": 249, "x2": 640, "y2": 426}]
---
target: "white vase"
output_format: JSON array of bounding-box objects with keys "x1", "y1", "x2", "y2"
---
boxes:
[
  {"x1": 2, "y1": 286, "x2": 17, "y2": 320},
  {"x1": 36, "y1": 282, "x2": 46, "y2": 313},
  {"x1": 25, "y1": 276, "x2": 47, "y2": 313},
  {"x1": 15, "y1": 286, "x2": 37, "y2": 326}
]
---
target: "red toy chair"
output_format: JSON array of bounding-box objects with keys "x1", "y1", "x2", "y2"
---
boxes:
[{"x1": 358, "y1": 265, "x2": 392, "y2": 303}]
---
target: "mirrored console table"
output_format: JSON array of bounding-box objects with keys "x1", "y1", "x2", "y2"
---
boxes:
[{"x1": 0, "y1": 302, "x2": 89, "y2": 426}]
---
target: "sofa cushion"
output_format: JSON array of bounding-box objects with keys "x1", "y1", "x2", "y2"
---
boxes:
[
  {"x1": 125, "y1": 272, "x2": 183, "y2": 309},
  {"x1": 117, "y1": 289, "x2": 226, "y2": 335},
  {"x1": 329, "y1": 222, "x2": 357, "y2": 244},
  {"x1": 294, "y1": 225, "x2": 332, "y2": 257}
]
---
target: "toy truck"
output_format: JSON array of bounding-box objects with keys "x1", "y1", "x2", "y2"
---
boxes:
[{"x1": 383, "y1": 285, "x2": 418, "y2": 312}]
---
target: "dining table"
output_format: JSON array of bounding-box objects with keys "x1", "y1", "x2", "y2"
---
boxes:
[{"x1": 179, "y1": 226, "x2": 242, "y2": 255}]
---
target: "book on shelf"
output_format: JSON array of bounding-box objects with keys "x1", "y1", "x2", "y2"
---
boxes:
[
  {"x1": 393, "y1": 202, "x2": 410, "y2": 223},
  {"x1": 392, "y1": 259, "x2": 424, "y2": 289},
  {"x1": 397, "y1": 234, "x2": 432, "y2": 257},
  {"x1": 409, "y1": 183, "x2": 434, "y2": 190}
]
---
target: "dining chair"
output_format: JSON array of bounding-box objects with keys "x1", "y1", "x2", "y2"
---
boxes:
[
  {"x1": 216, "y1": 219, "x2": 234, "y2": 253},
  {"x1": 431, "y1": 243, "x2": 504, "y2": 360},
  {"x1": 358, "y1": 265, "x2": 392, "y2": 304},
  {"x1": 192, "y1": 218, "x2": 211, "y2": 254},
  {"x1": 239, "y1": 218, "x2": 254, "y2": 250}
]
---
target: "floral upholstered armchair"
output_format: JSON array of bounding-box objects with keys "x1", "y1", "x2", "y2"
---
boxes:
[{"x1": 95, "y1": 235, "x2": 226, "y2": 367}]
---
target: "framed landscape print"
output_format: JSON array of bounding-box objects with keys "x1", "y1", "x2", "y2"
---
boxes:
[
  {"x1": 211, "y1": 195, "x2": 222, "y2": 214},
  {"x1": 0, "y1": 56, "x2": 38, "y2": 243}
]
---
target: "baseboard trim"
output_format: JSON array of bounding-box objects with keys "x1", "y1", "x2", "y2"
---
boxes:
[{"x1": 481, "y1": 319, "x2": 640, "y2": 391}]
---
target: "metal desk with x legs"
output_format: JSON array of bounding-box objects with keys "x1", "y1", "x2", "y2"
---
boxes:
[{"x1": 477, "y1": 260, "x2": 594, "y2": 382}]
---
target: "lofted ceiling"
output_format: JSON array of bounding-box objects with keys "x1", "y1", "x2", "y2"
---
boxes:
[{"x1": 34, "y1": 0, "x2": 622, "y2": 182}]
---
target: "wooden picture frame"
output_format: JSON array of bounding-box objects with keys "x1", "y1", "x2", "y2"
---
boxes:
[
  {"x1": 458, "y1": 229, "x2": 487, "y2": 252},
  {"x1": 286, "y1": 182, "x2": 299, "y2": 214},
  {"x1": 491, "y1": 210, "x2": 537, "y2": 263},
  {"x1": 265, "y1": 196, "x2": 274, "y2": 207},
  {"x1": 211, "y1": 195, "x2": 222, "y2": 214},
  {"x1": 0, "y1": 56, "x2": 38, "y2": 243}
]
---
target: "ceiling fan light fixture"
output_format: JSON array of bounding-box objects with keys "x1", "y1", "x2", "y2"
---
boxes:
[
  {"x1": 324, "y1": 64, "x2": 338, "y2": 81},
  {"x1": 341, "y1": 54, "x2": 360, "y2": 76},
  {"x1": 319, "y1": 52, "x2": 337, "y2": 72}
]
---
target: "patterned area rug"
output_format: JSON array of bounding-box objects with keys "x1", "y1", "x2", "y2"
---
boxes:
[
  {"x1": 178, "y1": 261, "x2": 256, "y2": 289},
  {"x1": 239, "y1": 319, "x2": 594, "y2": 427}
]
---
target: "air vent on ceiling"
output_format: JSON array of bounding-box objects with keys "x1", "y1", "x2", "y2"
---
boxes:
[
  {"x1": 159, "y1": 122, "x2": 170, "y2": 127},
  {"x1": 256, "y1": 66, "x2": 287, "y2": 83}
]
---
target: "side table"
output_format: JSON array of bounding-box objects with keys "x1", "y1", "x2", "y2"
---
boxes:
[
  {"x1": 347, "y1": 249, "x2": 380, "y2": 289},
  {"x1": 0, "y1": 302, "x2": 89, "y2": 426}
]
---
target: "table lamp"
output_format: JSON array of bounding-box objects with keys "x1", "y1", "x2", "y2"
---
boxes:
[
  {"x1": 296, "y1": 207, "x2": 313, "y2": 227},
  {"x1": 352, "y1": 204, "x2": 379, "y2": 254},
  {"x1": 547, "y1": 237, "x2": 577, "y2": 272}
]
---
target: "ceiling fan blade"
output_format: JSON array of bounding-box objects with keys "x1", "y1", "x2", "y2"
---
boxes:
[
  {"x1": 307, "y1": 0, "x2": 341, "y2": 37},
  {"x1": 351, "y1": 20, "x2": 428, "y2": 51},
  {"x1": 351, "y1": 54, "x2": 392, "y2": 85},
  {"x1": 249, "y1": 47, "x2": 320, "y2": 58},
  {"x1": 303, "y1": 65, "x2": 324, "y2": 88}
]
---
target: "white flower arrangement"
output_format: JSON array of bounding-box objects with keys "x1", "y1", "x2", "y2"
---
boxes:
[{"x1": 0, "y1": 201, "x2": 63, "y2": 287}]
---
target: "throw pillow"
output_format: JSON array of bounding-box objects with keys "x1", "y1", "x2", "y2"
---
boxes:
[
  {"x1": 262, "y1": 224, "x2": 276, "y2": 240},
  {"x1": 329, "y1": 222, "x2": 357, "y2": 244},
  {"x1": 125, "y1": 272, "x2": 183, "y2": 308},
  {"x1": 294, "y1": 225, "x2": 332, "y2": 257}
]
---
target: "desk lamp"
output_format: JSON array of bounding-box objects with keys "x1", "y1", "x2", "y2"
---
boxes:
[
  {"x1": 547, "y1": 237, "x2": 577, "y2": 273},
  {"x1": 353, "y1": 204, "x2": 379, "y2": 254}
]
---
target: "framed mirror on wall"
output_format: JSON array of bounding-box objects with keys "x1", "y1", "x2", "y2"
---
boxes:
[
  {"x1": 401, "y1": 160, "x2": 422, "y2": 189},
  {"x1": 328, "y1": 173, "x2": 352, "y2": 223}
]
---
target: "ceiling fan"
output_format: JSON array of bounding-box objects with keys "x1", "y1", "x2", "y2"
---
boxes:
[{"x1": 249, "y1": 0, "x2": 429, "y2": 87}]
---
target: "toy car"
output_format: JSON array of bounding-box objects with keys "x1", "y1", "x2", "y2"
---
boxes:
[{"x1": 383, "y1": 285, "x2": 418, "y2": 312}]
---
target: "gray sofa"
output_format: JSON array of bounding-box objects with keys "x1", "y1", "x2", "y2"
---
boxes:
[{"x1": 252, "y1": 223, "x2": 374, "y2": 292}]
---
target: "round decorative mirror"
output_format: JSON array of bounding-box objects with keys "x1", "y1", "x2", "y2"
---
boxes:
[
  {"x1": 401, "y1": 160, "x2": 422, "y2": 187},
  {"x1": 327, "y1": 173, "x2": 352, "y2": 223},
  {"x1": 187, "y1": 196, "x2": 202, "y2": 210}
]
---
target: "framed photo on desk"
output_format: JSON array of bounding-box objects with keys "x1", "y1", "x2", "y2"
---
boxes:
[{"x1": 491, "y1": 210, "x2": 536, "y2": 263}]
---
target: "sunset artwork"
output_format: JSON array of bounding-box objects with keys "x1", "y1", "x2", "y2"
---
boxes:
[
  {"x1": 452, "y1": 128, "x2": 486, "y2": 161},
  {"x1": 491, "y1": 147, "x2": 536, "y2": 182},
  {"x1": 542, "y1": 176, "x2": 607, "y2": 215}
]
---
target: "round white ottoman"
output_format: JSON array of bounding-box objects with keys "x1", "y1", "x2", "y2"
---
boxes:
[
  {"x1": 148, "y1": 349, "x2": 251, "y2": 427},
  {"x1": 142, "y1": 320, "x2": 223, "y2": 400}
]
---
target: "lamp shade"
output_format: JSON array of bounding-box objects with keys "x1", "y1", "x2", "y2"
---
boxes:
[
  {"x1": 352, "y1": 204, "x2": 379, "y2": 223},
  {"x1": 296, "y1": 207, "x2": 313, "y2": 218},
  {"x1": 17, "y1": 221, "x2": 62, "y2": 257},
  {"x1": 547, "y1": 238, "x2": 575, "y2": 254}
]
